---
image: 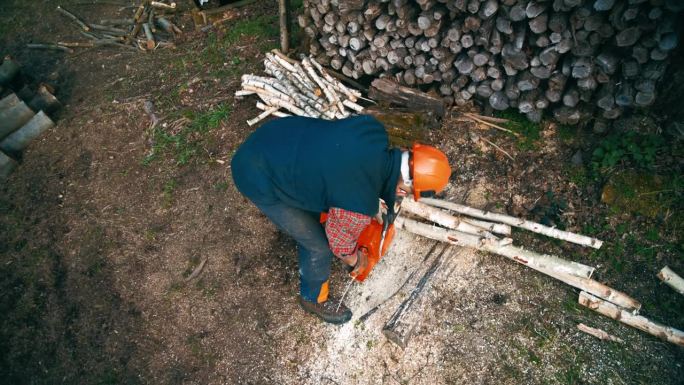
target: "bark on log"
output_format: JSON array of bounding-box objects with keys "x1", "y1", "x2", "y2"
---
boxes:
[
  {"x1": 420, "y1": 198, "x2": 604, "y2": 249},
  {"x1": 0, "y1": 100, "x2": 34, "y2": 141},
  {"x1": 0, "y1": 93, "x2": 21, "y2": 111},
  {"x1": 0, "y1": 150, "x2": 17, "y2": 179},
  {"x1": 0, "y1": 56, "x2": 20, "y2": 86},
  {"x1": 579, "y1": 291, "x2": 684, "y2": 346},
  {"x1": 369, "y1": 78, "x2": 445, "y2": 117},
  {"x1": 0, "y1": 111, "x2": 54, "y2": 155},
  {"x1": 28, "y1": 84, "x2": 62, "y2": 115},
  {"x1": 577, "y1": 323, "x2": 624, "y2": 343}
]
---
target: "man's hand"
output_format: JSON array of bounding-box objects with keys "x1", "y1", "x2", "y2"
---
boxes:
[{"x1": 339, "y1": 253, "x2": 357, "y2": 267}]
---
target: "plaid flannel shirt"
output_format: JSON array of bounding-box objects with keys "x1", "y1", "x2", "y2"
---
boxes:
[{"x1": 325, "y1": 207, "x2": 371, "y2": 258}]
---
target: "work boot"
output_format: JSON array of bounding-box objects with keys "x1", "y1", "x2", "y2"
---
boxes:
[{"x1": 299, "y1": 296, "x2": 352, "y2": 324}]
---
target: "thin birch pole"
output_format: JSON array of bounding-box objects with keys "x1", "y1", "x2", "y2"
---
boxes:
[
  {"x1": 579, "y1": 291, "x2": 684, "y2": 346},
  {"x1": 421, "y1": 198, "x2": 604, "y2": 249},
  {"x1": 577, "y1": 323, "x2": 624, "y2": 343},
  {"x1": 395, "y1": 217, "x2": 642, "y2": 311},
  {"x1": 402, "y1": 198, "x2": 499, "y2": 239}
]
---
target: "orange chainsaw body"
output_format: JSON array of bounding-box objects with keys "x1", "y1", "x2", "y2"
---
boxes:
[
  {"x1": 319, "y1": 213, "x2": 395, "y2": 282},
  {"x1": 353, "y1": 219, "x2": 395, "y2": 282}
]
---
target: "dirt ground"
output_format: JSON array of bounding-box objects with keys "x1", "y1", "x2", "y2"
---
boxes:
[{"x1": 1, "y1": 1, "x2": 682, "y2": 385}]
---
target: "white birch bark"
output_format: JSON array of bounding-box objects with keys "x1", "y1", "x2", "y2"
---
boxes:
[
  {"x1": 247, "y1": 106, "x2": 280, "y2": 126},
  {"x1": 657, "y1": 266, "x2": 684, "y2": 295},
  {"x1": 396, "y1": 217, "x2": 641, "y2": 311},
  {"x1": 461, "y1": 217, "x2": 511, "y2": 236},
  {"x1": 401, "y1": 198, "x2": 498, "y2": 239},
  {"x1": 579, "y1": 291, "x2": 684, "y2": 346},
  {"x1": 421, "y1": 198, "x2": 604, "y2": 249},
  {"x1": 577, "y1": 323, "x2": 624, "y2": 343}
]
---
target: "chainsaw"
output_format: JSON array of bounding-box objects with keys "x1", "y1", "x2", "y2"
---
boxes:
[{"x1": 320, "y1": 203, "x2": 399, "y2": 282}]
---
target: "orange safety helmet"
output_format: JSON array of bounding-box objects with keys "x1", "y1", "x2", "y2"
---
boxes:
[{"x1": 410, "y1": 143, "x2": 452, "y2": 201}]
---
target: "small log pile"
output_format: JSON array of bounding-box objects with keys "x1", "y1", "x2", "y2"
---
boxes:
[
  {"x1": 32, "y1": 2, "x2": 181, "y2": 53},
  {"x1": 0, "y1": 56, "x2": 60, "y2": 178},
  {"x1": 299, "y1": 0, "x2": 683, "y2": 124},
  {"x1": 234, "y1": 50, "x2": 365, "y2": 125},
  {"x1": 383, "y1": 197, "x2": 684, "y2": 348}
]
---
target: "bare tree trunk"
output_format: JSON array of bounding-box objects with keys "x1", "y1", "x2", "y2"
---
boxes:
[{"x1": 279, "y1": 0, "x2": 290, "y2": 53}]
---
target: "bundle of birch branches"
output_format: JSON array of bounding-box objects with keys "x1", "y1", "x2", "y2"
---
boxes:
[
  {"x1": 299, "y1": 0, "x2": 683, "y2": 124},
  {"x1": 383, "y1": 197, "x2": 684, "y2": 347},
  {"x1": 235, "y1": 50, "x2": 366, "y2": 125},
  {"x1": 32, "y1": 2, "x2": 181, "y2": 53}
]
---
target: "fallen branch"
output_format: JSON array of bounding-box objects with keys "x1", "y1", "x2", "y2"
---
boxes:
[
  {"x1": 578, "y1": 291, "x2": 684, "y2": 346},
  {"x1": 184, "y1": 257, "x2": 208, "y2": 282},
  {"x1": 463, "y1": 112, "x2": 519, "y2": 136},
  {"x1": 463, "y1": 112, "x2": 510, "y2": 124},
  {"x1": 479, "y1": 135, "x2": 514, "y2": 161},
  {"x1": 56, "y1": 5, "x2": 90, "y2": 31},
  {"x1": 26, "y1": 43, "x2": 74, "y2": 53},
  {"x1": 657, "y1": 266, "x2": 684, "y2": 296},
  {"x1": 421, "y1": 198, "x2": 604, "y2": 249},
  {"x1": 577, "y1": 323, "x2": 624, "y2": 343},
  {"x1": 150, "y1": 1, "x2": 176, "y2": 10}
]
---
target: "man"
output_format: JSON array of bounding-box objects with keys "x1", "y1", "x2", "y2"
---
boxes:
[{"x1": 231, "y1": 115, "x2": 451, "y2": 324}]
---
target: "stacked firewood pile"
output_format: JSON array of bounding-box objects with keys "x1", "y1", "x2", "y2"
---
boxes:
[
  {"x1": 0, "y1": 56, "x2": 61, "y2": 179},
  {"x1": 32, "y1": 2, "x2": 181, "y2": 53},
  {"x1": 299, "y1": 0, "x2": 683, "y2": 124},
  {"x1": 383, "y1": 197, "x2": 684, "y2": 348},
  {"x1": 235, "y1": 50, "x2": 366, "y2": 125}
]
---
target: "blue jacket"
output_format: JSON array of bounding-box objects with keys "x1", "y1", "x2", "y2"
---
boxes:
[{"x1": 231, "y1": 115, "x2": 401, "y2": 216}]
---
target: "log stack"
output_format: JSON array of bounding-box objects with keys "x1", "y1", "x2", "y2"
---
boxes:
[
  {"x1": 299, "y1": 0, "x2": 683, "y2": 124},
  {"x1": 0, "y1": 56, "x2": 60, "y2": 179}
]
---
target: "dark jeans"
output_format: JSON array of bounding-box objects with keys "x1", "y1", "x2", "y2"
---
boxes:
[{"x1": 253, "y1": 201, "x2": 333, "y2": 303}]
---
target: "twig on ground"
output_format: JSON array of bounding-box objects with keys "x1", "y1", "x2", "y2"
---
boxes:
[
  {"x1": 463, "y1": 112, "x2": 519, "y2": 136},
  {"x1": 479, "y1": 135, "x2": 514, "y2": 161},
  {"x1": 577, "y1": 323, "x2": 624, "y2": 343},
  {"x1": 184, "y1": 257, "x2": 208, "y2": 282}
]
